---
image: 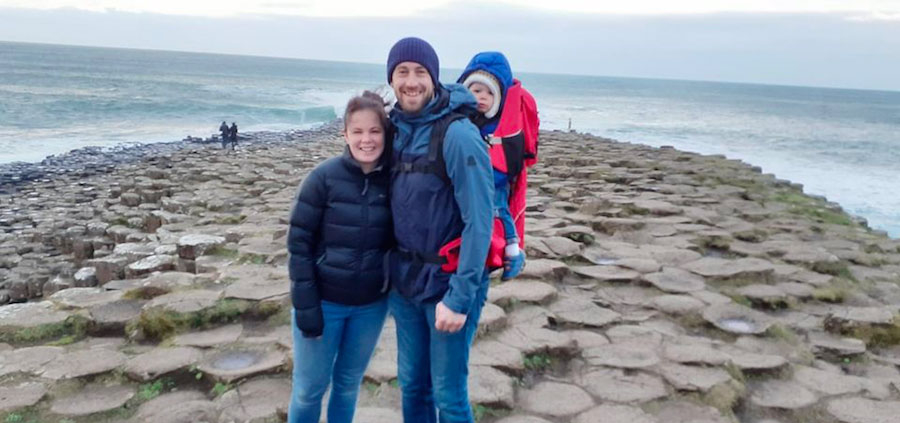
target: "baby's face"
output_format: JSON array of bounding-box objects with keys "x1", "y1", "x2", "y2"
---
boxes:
[{"x1": 468, "y1": 82, "x2": 494, "y2": 114}]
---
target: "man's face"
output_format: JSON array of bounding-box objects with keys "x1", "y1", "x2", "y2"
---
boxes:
[{"x1": 391, "y1": 62, "x2": 435, "y2": 114}]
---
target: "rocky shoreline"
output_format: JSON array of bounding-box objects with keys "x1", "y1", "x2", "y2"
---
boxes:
[
  {"x1": 1, "y1": 127, "x2": 900, "y2": 423},
  {"x1": 0, "y1": 122, "x2": 342, "y2": 195}
]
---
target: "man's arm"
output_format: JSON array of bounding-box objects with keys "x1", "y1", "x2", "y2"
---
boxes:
[{"x1": 439, "y1": 119, "x2": 494, "y2": 316}]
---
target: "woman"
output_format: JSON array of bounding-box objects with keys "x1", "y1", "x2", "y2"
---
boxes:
[{"x1": 286, "y1": 91, "x2": 392, "y2": 423}]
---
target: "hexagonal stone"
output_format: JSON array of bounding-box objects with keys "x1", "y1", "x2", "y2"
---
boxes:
[
  {"x1": 125, "y1": 254, "x2": 176, "y2": 277},
  {"x1": 548, "y1": 297, "x2": 620, "y2": 328},
  {"x1": 0, "y1": 301, "x2": 71, "y2": 330},
  {"x1": 642, "y1": 267, "x2": 706, "y2": 293},
  {"x1": 681, "y1": 257, "x2": 774, "y2": 282},
  {"x1": 540, "y1": 236, "x2": 583, "y2": 258},
  {"x1": 50, "y1": 384, "x2": 135, "y2": 416},
  {"x1": 470, "y1": 339, "x2": 525, "y2": 373},
  {"x1": 662, "y1": 342, "x2": 730, "y2": 365},
  {"x1": 574, "y1": 404, "x2": 658, "y2": 423},
  {"x1": 750, "y1": 380, "x2": 817, "y2": 409},
  {"x1": 478, "y1": 302, "x2": 508, "y2": 334},
  {"x1": 519, "y1": 258, "x2": 569, "y2": 280},
  {"x1": 736, "y1": 284, "x2": 788, "y2": 307},
  {"x1": 518, "y1": 382, "x2": 594, "y2": 417},
  {"x1": 177, "y1": 234, "x2": 227, "y2": 259},
  {"x1": 0, "y1": 381, "x2": 47, "y2": 412},
  {"x1": 825, "y1": 306, "x2": 895, "y2": 330},
  {"x1": 90, "y1": 299, "x2": 144, "y2": 331},
  {"x1": 496, "y1": 326, "x2": 577, "y2": 355},
  {"x1": 196, "y1": 346, "x2": 287, "y2": 383},
  {"x1": 354, "y1": 407, "x2": 404, "y2": 423},
  {"x1": 571, "y1": 265, "x2": 641, "y2": 283},
  {"x1": 580, "y1": 368, "x2": 667, "y2": 403},
  {"x1": 143, "y1": 289, "x2": 221, "y2": 314},
  {"x1": 826, "y1": 397, "x2": 900, "y2": 423},
  {"x1": 494, "y1": 416, "x2": 553, "y2": 423},
  {"x1": 616, "y1": 258, "x2": 662, "y2": 274},
  {"x1": 809, "y1": 332, "x2": 867, "y2": 357},
  {"x1": 469, "y1": 365, "x2": 515, "y2": 408},
  {"x1": 216, "y1": 377, "x2": 290, "y2": 422},
  {"x1": 131, "y1": 391, "x2": 217, "y2": 423},
  {"x1": 49, "y1": 287, "x2": 124, "y2": 309},
  {"x1": 657, "y1": 363, "x2": 731, "y2": 392},
  {"x1": 564, "y1": 329, "x2": 610, "y2": 349},
  {"x1": 0, "y1": 346, "x2": 64, "y2": 377},
  {"x1": 124, "y1": 346, "x2": 203, "y2": 381},
  {"x1": 583, "y1": 342, "x2": 660, "y2": 369},
  {"x1": 174, "y1": 323, "x2": 243, "y2": 348},
  {"x1": 702, "y1": 303, "x2": 773, "y2": 335},
  {"x1": 793, "y1": 365, "x2": 870, "y2": 397},
  {"x1": 41, "y1": 348, "x2": 127, "y2": 380},
  {"x1": 650, "y1": 295, "x2": 705, "y2": 314},
  {"x1": 724, "y1": 349, "x2": 787, "y2": 371},
  {"x1": 488, "y1": 280, "x2": 558, "y2": 306},
  {"x1": 651, "y1": 400, "x2": 731, "y2": 423},
  {"x1": 133, "y1": 271, "x2": 207, "y2": 297},
  {"x1": 222, "y1": 265, "x2": 290, "y2": 301}
]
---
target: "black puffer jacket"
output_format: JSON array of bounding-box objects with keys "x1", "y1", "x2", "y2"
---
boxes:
[{"x1": 287, "y1": 148, "x2": 392, "y2": 337}]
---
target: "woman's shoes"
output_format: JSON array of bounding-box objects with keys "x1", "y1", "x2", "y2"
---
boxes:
[{"x1": 501, "y1": 252, "x2": 526, "y2": 281}]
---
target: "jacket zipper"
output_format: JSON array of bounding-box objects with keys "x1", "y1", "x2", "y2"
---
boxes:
[{"x1": 358, "y1": 176, "x2": 368, "y2": 283}]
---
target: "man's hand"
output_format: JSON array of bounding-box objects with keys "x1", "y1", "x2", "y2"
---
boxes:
[{"x1": 435, "y1": 301, "x2": 467, "y2": 333}]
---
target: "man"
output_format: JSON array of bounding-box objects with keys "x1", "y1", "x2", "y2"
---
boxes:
[
  {"x1": 219, "y1": 121, "x2": 229, "y2": 149},
  {"x1": 229, "y1": 122, "x2": 238, "y2": 150},
  {"x1": 385, "y1": 37, "x2": 494, "y2": 423}
]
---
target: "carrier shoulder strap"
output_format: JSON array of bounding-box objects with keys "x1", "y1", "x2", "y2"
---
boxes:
[{"x1": 425, "y1": 111, "x2": 469, "y2": 185}]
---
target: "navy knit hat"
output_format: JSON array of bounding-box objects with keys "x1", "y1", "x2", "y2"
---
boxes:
[{"x1": 387, "y1": 37, "x2": 440, "y2": 87}]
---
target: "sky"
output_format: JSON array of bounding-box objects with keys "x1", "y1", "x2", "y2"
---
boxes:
[{"x1": 1, "y1": 1, "x2": 899, "y2": 90}]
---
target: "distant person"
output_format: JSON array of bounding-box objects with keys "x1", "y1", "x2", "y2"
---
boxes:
[
  {"x1": 219, "y1": 121, "x2": 229, "y2": 148},
  {"x1": 458, "y1": 51, "x2": 540, "y2": 280},
  {"x1": 229, "y1": 122, "x2": 238, "y2": 150},
  {"x1": 286, "y1": 91, "x2": 392, "y2": 423}
]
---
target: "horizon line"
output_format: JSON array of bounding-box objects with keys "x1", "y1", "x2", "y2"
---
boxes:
[{"x1": 2, "y1": 39, "x2": 899, "y2": 95}]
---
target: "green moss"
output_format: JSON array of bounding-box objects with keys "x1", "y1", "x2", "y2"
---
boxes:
[
  {"x1": 211, "y1": 382, "x2": 233, "y2": 397},
  {"x1": 812, "y1": 286, "x2": 848, "y2": 303},
  {"x1": 733, "y1": 228, "x2": 768, "y2": 243},
  {"x1": 701, "y1": 379, "x2": 745, "y2": 417},
  {"x1": 769, "y1": 191, "x2": 854, "y2": 226},
  {"x1": 208, "y1": 246, "x2": 240, "y2": 259},
  {"x1": 766, "y1": 324, "x2": 800, "y2": 345},
  {"x1": 237, "y1": 253, "x2": 267, "y2": 265},
  {"x1": 473, "y1": 404, "x2": 509, "y2": 422},
  {"x1": 827, "y1": 315, "x2": 900, "y2": 348},
  {"x1": 523, "y1": 352, "x2": 553, "y2": 371},
  {"x1": 138, "y1": 377, "x2": 175, "y2": 401},
  {"x1": 129, "y1": 299, "x2": 251, "y2": 341},
  {"x1": 216, "y1": 215, "x2": 247, "y2": 225},
  {"x1": 0, "y1": 315, "x2": 90, "y2": 345}
]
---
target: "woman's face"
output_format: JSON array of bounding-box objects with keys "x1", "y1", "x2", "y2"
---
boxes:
[{"x1": 344, "y1": 109, "x2": 385, "y2": 170}]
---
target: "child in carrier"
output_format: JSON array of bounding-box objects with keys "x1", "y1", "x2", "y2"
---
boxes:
[{"x1": 458, "y1": 51, "x2": 539, "y2": 280}]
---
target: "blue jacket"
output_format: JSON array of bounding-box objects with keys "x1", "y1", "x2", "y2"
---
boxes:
[
  {"x1": 388, "y1": 84, "x2": 493, "y2": 314},
  {"x1": 287, "y1": 147, "x2": 392, "y2": 336}
]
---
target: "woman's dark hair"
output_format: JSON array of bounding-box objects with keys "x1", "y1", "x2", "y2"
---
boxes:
[{"x1": 343, "y1": 91, "x2": 388, "y2": 130}]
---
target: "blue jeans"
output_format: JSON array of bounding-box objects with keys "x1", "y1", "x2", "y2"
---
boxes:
[
  {"x1": 389, "y1": 279, "x2": 489, "y2": 423},
  {"x1": 288, "y1": 298, "x2": 388, "y2": 423},
  {"x1": 493, "y1": 170, "x2": 517, "y2": 244}
]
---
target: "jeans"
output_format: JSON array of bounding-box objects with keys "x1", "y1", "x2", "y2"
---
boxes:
[
  {"x1": 288, "y1": 298, "x2": 388, "y2": 423},
  {"x1": 493, "y1": 170, "x2": 517, "y2": 243},
  {"x1": 389, "y1": 279, "x2": 489, "y2": 423}
]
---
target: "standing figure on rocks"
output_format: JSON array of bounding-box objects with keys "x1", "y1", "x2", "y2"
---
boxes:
[
  {"x1": 219, "y1": 121, "x2": 229, "y2": 149},
  {"x1": 286, "y1": 92, "x2": 392, "y2": 423},
  {"x1": 385, "y1": 37, "x2": 494, "y2": 423},
  {"x1": 229, "y1": 122, "x2": 238, "y2": 150},
  {"x1": 458, "y1": 51, "x2": 540, "y2": 281}
]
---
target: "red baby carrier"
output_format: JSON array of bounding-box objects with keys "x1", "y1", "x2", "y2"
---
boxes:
[{"x1": 437, "y1": 80, "x2": 540, "y2": 272}]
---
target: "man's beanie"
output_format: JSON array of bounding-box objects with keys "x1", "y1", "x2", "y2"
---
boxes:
[{"x1": 387, "y1": 37, "x2": 440, "y2": 87}]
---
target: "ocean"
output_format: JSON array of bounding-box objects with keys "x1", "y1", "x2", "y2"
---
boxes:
[{"x1": 1, "y1": 41, "x2": 898, "y2": 238}]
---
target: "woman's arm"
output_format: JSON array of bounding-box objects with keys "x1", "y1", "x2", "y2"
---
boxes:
[{"x1": 287, "y1": 168, "x2": 327, "y2": 337}]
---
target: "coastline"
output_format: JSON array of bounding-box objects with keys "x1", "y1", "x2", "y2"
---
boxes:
[{"x1": 1, "y1": 127, "x2": 900, "y2": 422}]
